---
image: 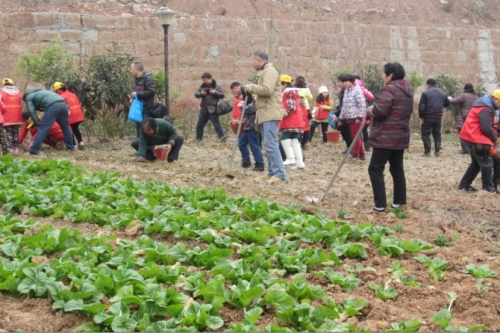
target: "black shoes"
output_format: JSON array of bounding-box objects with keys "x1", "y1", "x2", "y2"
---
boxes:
[
  {"x1": 458, "y1": 186, "x2": 478, "y2": 192},
  {"x1": 242, "y1": 162, "x2": 252, "y2": 168},
  {"x1": 251, "y1": 166, "x2": 265, "y2": 172}
]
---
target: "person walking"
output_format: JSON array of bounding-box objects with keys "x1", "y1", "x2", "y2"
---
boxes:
[
  {"x1": 333, "y1": 76, "x2": 352, "y2": 153},
  {"x1": 0, "y1": 78, "x2": 23, "y2": 155},
  {"x1": 230, "y1": 82, "x2": 264, "y2": 172},
  {"x1": 279, "y1": 75, "x2": 305, "y2": 170},
  {"x1": 367, "y1": 62, "x2": 414, "y2": 213},
  {"x1": 354, "y1": 75, "x2": 375, "y2": 152},
  {"x1": 449, "y1": 83, "x2": 477, "y2": 155},
  {"x1": 23, "y1": 88, "x2": 74, "y2": 155},
  {"x1": 419, "y1": 78, "x2": 450, "y2": 157},
  {"x1": 310, "y1": 86, "x2": 333, "y2": 143},
  {"x1": 242, "y1": 51, "x2": 286, "y2": 183},
  {"x1": 338, "y1": 74, "x2": 367, "y2": 161},
  {"x1": 53, "y1": 82, "x2": 85, "y2": 150},
  {"x1": 294, "y1": 76, "x2": 313, "y2": 148},
  {"x1": 457, "y1": 90, "x2": 500, "y2": 194},
  {"x1": 132, "y1": 117, "x2": 184, "y2": 163},
  {"x1": 194, "y1": 72, "x2": 225, "y2": 142},
  {"x1": 130, "y1": 61, "x2": 157, "y2": 137}
]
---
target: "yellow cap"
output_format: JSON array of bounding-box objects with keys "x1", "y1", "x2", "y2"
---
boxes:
[
  {"x1": 280, "y1": 75, "x2": 293, "y2": 83},
  {"x1": 493, "y1": 89, "x2": 500, "y2": 100},
  {"x1": 53, "y1": 82, "x2": 64, "y2": 91},
  {"x1": 2, "y1": 78, "x2": 13, "y2": 86}
]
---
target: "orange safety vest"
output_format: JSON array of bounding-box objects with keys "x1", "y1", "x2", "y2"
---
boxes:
[
  {"x1": 0, "y1": 91, "x2": 23, "y2": 125},
  {"x1": 459, "y1": 105, "x2": 496, "y2": 146},
  {"x1": 59, "y1": 90, "x2": 84, "y2": 124}
]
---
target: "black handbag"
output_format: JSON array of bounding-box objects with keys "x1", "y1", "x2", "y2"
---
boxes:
[
  {"x1": 149, "y1": 103, "x2": 168, "y2": 118},
  {"x1": 216, "y1": 99, "x2": 233, "y2": 116}
]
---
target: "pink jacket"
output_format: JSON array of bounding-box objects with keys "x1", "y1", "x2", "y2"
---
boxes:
[{"x1": 355, "y1": 79, "x2": 374, "y2": 101}]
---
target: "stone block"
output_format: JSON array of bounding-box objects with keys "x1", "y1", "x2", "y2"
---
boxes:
[
  {"x1": 279, "y1": 32, "x2": 296, "y2": 46},
  {"x1": 226, "y1": 32, "x2": 240, "y2": 44},
  {"x1": 209, "y1": 45, "x2": 220, "y2": 57},
  {"x1": 237, "y1": 46, "x2": 251, "y2": 58},
  {"x1": 6, "y1": 28, "x2": 20, "y2": 41},
  {"x1": 96, "y1": 16, "x2": 116, "y2": 29},
  {"x1": 273, "y1": 19, "x2": 290, "y2": 31},
  {"x1": 128, "y1": 17, "x2": 144, "y2": 30},
  {"x1": 215, "y1": 18, "x2": 235, "y2": 31},
  {"x1": 29, "y1": 43, "x2": 48, "y2": 53},
  {"x1": 185, "y1": 32, "x2": 203, "y2": 45},
  {"x1": 219, "y1": 45, "x2": 237, "y2": 57},
  {"x1": 36, "y1": 29, "x2": 60, "y2": 42},
  {"x1": 190, "y1": 18, "x2": 204, "y2": 31},
  {"x1": 174, "y1": 32, "x2": 186, "y2": 44},
  {"x1": 20, "y1": 29, "x2": 35, "y2": 42},
  {"x1": 203, "y1": 19, "x2": 214, "y2": 30},
  {"x1": 200, "y1": 33, "x2": 217, "y2": 45},
  {"x1": 82, "y1": 15, "x2": 95, "y2": 29},
  {"x1": 248, "y1": 20, "x2": 266, "y2": 33},
  {"x1": 113, "y1": 30, "x2": 131, "y2": 42},
  {"x1": 34, "y1": 13, "x2": 55, "y2": 26},
  {"x1": 66, "y1": 43, "x2": 81, "y2": 55},
  {"x1": 60, "y1": 30, "x2": 82, "y2": 41},
  {"x1": 291, "y1": 21, "x2": 305, "y2": 32},
  {"x1": 145, "y1": 17, "x2": 160, "y2": 30},
  {"x1": 300, "y1": 46, "x2": 314, "y2": 58},
  {"x1": 426, "y1": 39, "x2": 440, "y2": 51},
  {"x1": 5, "y1": 13, "x2": 35, "y2": 28},
  {"x1": 116, "y1": 17, "x2": 128, "y2": 29},
  {"x1": 130, "y1": 31, "x2": 141, "y2": 42},
  {"x1": 98, "y1": 31, "x2": 114, "y2": 43},
  {"x1": 64, "y1": 14, "x2": 81, "y2": 28},
  {"x1": 235, "y1": 19, "x2": 248, "y2": 32},
  {"x1": 141, "y1": 30, "x2": 160, "y2": 42},
  {"x1": 0, "y1": 12, "x2": 3, "y2": 26},
  {"x1": 83, "y1": 30, "x2": 98, "y2": 43},
  {"x1": 134, "y1": 42, "x2": 151, "y2": 57},
  {"x1": 9, "y1": 42, "x2": 30, "y2": 54},
  {"x1": 177, "y1": 17, "x2": 191, "y2": 31},
  {"x1": 344, "y1": 22, "x2": 358, "y2": 34},
  {"x1": 149, "y1": 43, "x2": 163, "y2": 56}
]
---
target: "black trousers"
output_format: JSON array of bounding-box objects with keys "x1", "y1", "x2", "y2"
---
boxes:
[
  {"x1": 362, "y1": 124, "x2": 369, "y2": 147},
  {"x1": 339, "y1": 123, "x2": 352, "y2": 148},
  {"x1": 71, "y1": 122, "x2": 83, "y2": 144},
  {"x1": 309, "y1": 121, "x2": 328, "y2": 143},
  {"x1": 131, "y1": 135, "x2": 184, "y2": 162},
  {"x1": 368, "y1": 148, "x2": 407, "y2": 208},
  {"x1": 421, "y1": 117, "x2": 441, "y2": 153},
  {"x1": 301, "y1": 131, "x2": 310, "y2": 147},
  {"x1": 458, "y1": 144, "x2": 495, "y2": 192}
]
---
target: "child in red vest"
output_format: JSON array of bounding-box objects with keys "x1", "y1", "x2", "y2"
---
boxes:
[{"x1": 19, "y1": 112, "x2": 65, "y2": 149}]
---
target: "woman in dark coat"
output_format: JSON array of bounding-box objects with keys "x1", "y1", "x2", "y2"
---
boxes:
[
  {"x1": 367, "y1": 62, "x2": 414, "y2": 213},
  {"x1": 449, "y1": 83, "x2": 477, "y2": 154}
]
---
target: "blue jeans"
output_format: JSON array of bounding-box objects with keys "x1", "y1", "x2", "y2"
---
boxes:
[
  {"x1": 238, "y1": 129, "x2": 264, "y2": 167},
  {"x1": 261, "y1": 121, "x2": 286, "y2": 180},
  {"x1": 29, "y1": 102, "x2": 74, "y2": 154},
  {"x1": 196, "y1": 112, "x2": 225, "y2": 141}
]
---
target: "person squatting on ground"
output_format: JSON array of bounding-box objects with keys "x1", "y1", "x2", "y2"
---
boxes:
[
  {"x1": 230, "y1": 82, "x2": 265, "y2": 172},
  {"x1": 23, "y1": 88, "x2": 74, "y2": 155},
  {"x1": 294, "y1": 76, "x2": 313, "y2": 148},
  {"x1": 333, "y1": 76, "x2": 352, "y2": 153},
  {"x1": 130, "y1": 61, "x2": 157, "y2": 138},
  {"x1": 279, "y1": 75, "x2": 305, "y2": 170},
  {"x1": 0, "y1": 78, "x2": 23, "y2": 155},
  {"x1": 367, "y1": 62, "x2": 414, "y2": 213},
  {"x1": 132, "y1": 117, "x2": 184, "y2": 163},
  {"x1": 354, "y1": 75, "x2": 375, "y2": 152},
  {"x1": 310, "y1": 85, "x2": 333, "y2": 143},
  {"x1": 243, "y1": 51, "x2": 287, "y2": 183},
  {"x1": 419, "y1": 78, "x2": 450, "y2": 157},
  {"x1": 338, "y1": 74, "x2": 367, "y2": 161},
  {"x1": 449, "y1": 83, "x2": 477, "y2": 155},
  {"x1": 54, "y1": 82, "x2": 86, "y2": 150},
  {"x1": 458, "y1": 90, "x2": 500, "y2": 194},
  {"x1": 19, "y1": 112, "x2": 65, "y2": 149},
  {"x1": 194, "y1": 72, "x2": 226, "y2": 142}
]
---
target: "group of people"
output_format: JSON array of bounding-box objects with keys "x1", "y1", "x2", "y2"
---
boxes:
[{"x1": 0, "y1": 78, "x2": 85, "y2": 157}]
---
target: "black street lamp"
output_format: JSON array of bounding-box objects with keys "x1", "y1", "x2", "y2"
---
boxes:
[{"x1": 154, "y1": 7, "x2": 176, "y2": 120}]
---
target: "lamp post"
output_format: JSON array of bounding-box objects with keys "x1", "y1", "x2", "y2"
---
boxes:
[{"x1": 154, "y1": 7, "x2": 176, "y2": 119}]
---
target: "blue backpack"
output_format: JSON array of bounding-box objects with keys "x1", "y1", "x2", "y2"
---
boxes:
[{"x1": 327, "y1": 111, "x2": 338, "y2": 129}]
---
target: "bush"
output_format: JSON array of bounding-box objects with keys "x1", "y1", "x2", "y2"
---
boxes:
[
  {"x1": 466, "y1": 0, "x2": 488, "y2": 24},
  {"x1": 407, "y1": 70, "x2": 424, "y2": 92},
  {"x1": 330, "y1": 66, "x2": 353, "y2": 89},
  {"x1": 360, "y1": 64, "x2": 384, "y2": 97},
  {"x1": 169, "y1": 97, "x2": 200, "y2": 140},
  {"x1": 475, "y1": 77, "x2": 488, "y2": 97},
  {"x1": 151, "y1": 69, "x2": 166, "y2": 102}
]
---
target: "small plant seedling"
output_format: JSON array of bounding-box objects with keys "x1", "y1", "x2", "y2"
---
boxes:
[
  {"x1": 338, "y1": 208, "x2": 347, "y2": 219},
  {"x1": 369, "y1": 282, "x2": 398, "y2": 300},
  {"x1": 461, "y1": 264, "x2": 497, "y2": 278},
  {"x1": 434, "y1": 234, "x2": 449, "y2": 247},
  {"x1": 447, "y1": 292, "x2": 457, "y2": 312},
  {"x1": 392, "y1": 223, "x2": 404, "y2": 234},
  {"x1": 476, "y1": 279, "x2": 491, "y2": 298},
  {"x1": 385, "y1": 318, "x2": 422, "y2": 332},
  {"x1": 387, "y1": 208, "x2": 407, "y2": 219}
]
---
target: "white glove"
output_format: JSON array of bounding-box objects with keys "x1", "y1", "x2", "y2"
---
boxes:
[{"x1": 447, "y1": 96, "x2": 453, "y2": 101}]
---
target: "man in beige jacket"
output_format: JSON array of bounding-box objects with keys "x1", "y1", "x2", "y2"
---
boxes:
[{"x1": 243, "y1": 51, "x2": 286, "y2": 183}]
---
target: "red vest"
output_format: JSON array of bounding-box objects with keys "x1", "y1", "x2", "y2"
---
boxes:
[
  {"x1": 315, "y1": 97, "x2": 333, "y2": 120},
  {"x1": 300, "y1": 104, "x2": 309, "y2": 131},
  {"x1": 19, "y1": 118, "x2": 63, "y2": 144},
  {"x1": 232, "y1": 96, "x2": 242, "y2": 121},
  {"x1": 459, "y1": 105, "x2": 496, "y2": 145},
  {"x1": 59, "y1": 90, "x2": 84, "y2": 124},
  {"x1": 279, "y1": 89, "x2": 304, "y2": 130},
  {"x1": 0, "y1": 91, "x2": 23, "y2": 125}
]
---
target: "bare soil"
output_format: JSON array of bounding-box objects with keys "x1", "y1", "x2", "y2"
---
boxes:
[{"x1": 1, "y1": 134, "x2": 499, "y2": 331}]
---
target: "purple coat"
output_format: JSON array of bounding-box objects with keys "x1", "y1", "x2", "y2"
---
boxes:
[{"x1": 368, "y1": 79, "x2": 414, "y2": 150}]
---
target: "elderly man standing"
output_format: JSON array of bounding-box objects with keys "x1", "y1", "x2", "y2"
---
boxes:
[{"x1": 243, "y1": 51, "x2": 286, "y2": 183}]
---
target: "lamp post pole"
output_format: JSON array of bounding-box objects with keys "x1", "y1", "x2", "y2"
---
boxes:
[
  {"x1": 154, "y1": 7, "x2": 176, "y2": 121},
  {"x1": 163, "y1": 24, "x2": 170, "y2": 119}
]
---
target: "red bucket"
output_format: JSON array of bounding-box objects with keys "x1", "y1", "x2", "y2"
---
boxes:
[
  {"x1": 326, "y1": 130, "x2": 340, "y2": 143},
  {"x1": 229, "y1": 121, "x2": 245, "y2": 135},
  {"x1": 153, "y1": 147, "x2": 169, "y2": 160}
]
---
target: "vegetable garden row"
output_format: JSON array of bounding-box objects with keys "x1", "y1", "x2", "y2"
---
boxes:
[{"x1": 0, "y1": 156, "x2": 496, "y2": 332}]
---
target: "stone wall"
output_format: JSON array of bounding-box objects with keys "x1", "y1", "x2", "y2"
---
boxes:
[{"x1": 1, "y1": 11, "x2": 499, "y2": 95}]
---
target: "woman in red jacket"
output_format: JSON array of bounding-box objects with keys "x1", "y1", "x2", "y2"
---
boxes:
[
  {"x1": 54, "y1": 82, "x2": 85, "y2": 149},
  {"x1": 0, "y1": 78, "x2": 23, "y2": 154},
  {"x1": 279, "y1": 75, "x2": 305, "y2": 170}
]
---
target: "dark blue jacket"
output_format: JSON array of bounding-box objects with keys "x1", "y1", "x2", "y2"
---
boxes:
[{"x1": 418, "y1": 86, "x2": 450, "y2": 118}]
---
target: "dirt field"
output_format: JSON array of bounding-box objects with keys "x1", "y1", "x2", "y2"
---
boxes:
[{"x1": 1, "y1": 134, "x2": 499, "y2": 332}]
